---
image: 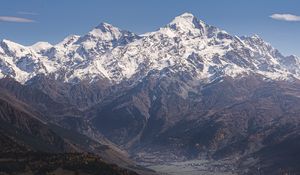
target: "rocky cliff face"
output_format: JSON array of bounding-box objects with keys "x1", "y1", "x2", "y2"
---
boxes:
[{"x1": 1, "y1": 13, "x2": 300, "y2": 174}]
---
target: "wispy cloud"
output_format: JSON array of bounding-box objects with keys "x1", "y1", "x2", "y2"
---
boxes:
[
  {"x1": 17, "y1": 11, "x2": 38, "y2": 16},
  {"x1": 0, "y1": 16, "x2": 35, "y2": 23},
  {"x1": 270, "y1": 13, "x2": 300, "y2": 22}
]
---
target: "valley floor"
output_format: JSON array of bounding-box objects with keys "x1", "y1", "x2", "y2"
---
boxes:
[{"x1": 144, "y1": 159, "x2": 238, "y2": 175}]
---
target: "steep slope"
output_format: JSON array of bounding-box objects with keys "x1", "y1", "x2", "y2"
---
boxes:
[
  {"x1": 99, "y1": 13, "x2": 299, "y2": 82},
  {"x1": 89, "y1": 74, "x2": 300, "y2": 174},
  {"x1": 0, "y1": 78, "x2": 156, "y2": 175},
  {"x1": 1, "y1": 13, "x2": 300, "y2": 174},
  {"x1": 0, "y1": 88, "x2": 76, "y2": 153},
  {"x1": 0, "y1": 39, "x2": 56, "y2": 82},
  {"x1": 0, "y1": 22, "x2": 140, "y2": 83},
  {"x1": 0, "y1": 13, "x2": 299, "y2": 85}
]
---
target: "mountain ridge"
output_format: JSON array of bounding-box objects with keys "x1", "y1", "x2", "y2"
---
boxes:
[
  {"x1": 0, "y1": 13, "x2": 299, "y2": 84},
  {"x1": 1, "y1": 13, "x2": 300, "y2": 174}
]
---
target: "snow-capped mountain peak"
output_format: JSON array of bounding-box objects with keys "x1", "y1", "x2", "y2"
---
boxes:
[
  {"x1": 169, "y1": 13, "x2": 204, "y2": 27},
  {"x1": 0, "y1": 13, "x2": 299, "y2": 84},
  {"x1": 78, "y1": 22, "x2": 139, "y2": 44},
  {"x1": 95, "y1": 22, "x2": 120, "y2": 33},
  {"x1": 87, "y1": 22, "x2": 123, "y2": 40},
  {"x1": 164, "y1": 13, "x2": 207, "y2": 36},
  {"x1": 1, "y1": 39, "x2": 25, "y2": 50},
  {"x1": 70, "y1": 22, "x2": 139, "y2": 59},
  {"x1": 0, "y1": 39, "x2": 31, "y2": 58}
]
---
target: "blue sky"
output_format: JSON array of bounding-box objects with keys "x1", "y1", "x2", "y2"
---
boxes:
[{"x1": 0, "y1": 0, "x2": 299, "y2": 56}]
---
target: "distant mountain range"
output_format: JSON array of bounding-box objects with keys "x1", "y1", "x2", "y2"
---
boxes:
[
  {"x1": 1, "y1": 13, "x2": 299, "y2": 84},
  {"x1": 0, "y1": 13, "x2": 300, "y2": 175}
]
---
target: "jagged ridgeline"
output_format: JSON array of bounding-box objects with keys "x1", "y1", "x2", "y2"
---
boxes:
[
  {"x1": 0, "y1": 13, "x2": 299, "y2": 84},
  {"x1": 0, "y1": 13, "x2": 300, "y2": 175}
]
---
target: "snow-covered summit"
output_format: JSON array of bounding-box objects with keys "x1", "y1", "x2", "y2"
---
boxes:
[
  {"x1": 74, "y1": 22, "x2": 140, "y2": 56},
  {"x1": 0, "y1": 13, "x2": 299, "y2": 84},
  {"x1": 166, "y1": 12, "x2": 206, "y2": 33}
]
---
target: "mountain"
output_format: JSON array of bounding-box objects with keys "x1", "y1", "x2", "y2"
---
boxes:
[
  {"x1": 0, "y1": 22, "x2": 140, "y2": 83},
  {"x1": 1, "y1": 13, "x2": 299, "y2": 84},
  {"x1": 0, "y1": 79, "x2": 157, "y2": 175},
  {"x1": 1, "y1": 13, "x2": 300, "y2": 174},
  {"x1": 0, "y1": 87, "x2": 75, "y2": 153}
]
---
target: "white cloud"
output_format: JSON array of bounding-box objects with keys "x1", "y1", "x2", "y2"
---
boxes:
[
  {"x1": 17, "y1": 11, "x2": 38, "y2": 15},
  {"x1": 0, "y1": 16, "x2": 35, "y2": 23},
  {"x1": 270, "y1": 13, "x2": 300, "y2": 22}
]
